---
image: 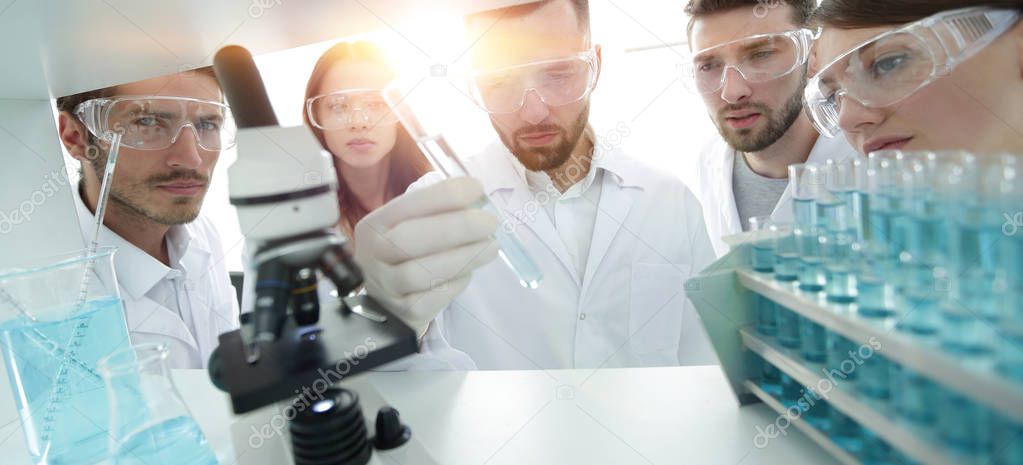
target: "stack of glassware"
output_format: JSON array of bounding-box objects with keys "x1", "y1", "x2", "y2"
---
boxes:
[{"x1": 745, "y1": 151, "x2": 1023, "y2": 465}]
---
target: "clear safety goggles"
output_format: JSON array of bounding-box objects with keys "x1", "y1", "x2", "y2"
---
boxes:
[
  {"x1": 469, "y1": 48, "x2": 599, "y2": 114},
  {"x1": 306, "y1": 88, "x2": 400, "y2": 130},
  {"x1": 74, "y1": 96, "x2": 236, "y2": 151},
  {"x1": 805, "y1": 7, "x2": 1021, "y2": 138},
  {"x1": 684, "y1": 29, "x2": 815, "y2": 95}
]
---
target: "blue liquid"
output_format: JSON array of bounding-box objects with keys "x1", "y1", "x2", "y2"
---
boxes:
[
  {"x1": 113, "y1": 416, "x2": 217, "y2": 465},
  {"x1": 756, "y1": 355, "x2": 783, "y2": 397},
  {"x1": 781, "y1": 373, "x2": 804, "y2": 406},
  {"x1": 795, "y1": 198, "x2": 826, "y2": 292},
  {"x1": 1004, "y1": 230, "x2": 1023, "y2": 291},
  {"x1": 752, "y1": 242, "x2": 775, "y2": 273},
  {"x1": 773, "y1": 252, "x2": 800, "y2": 282},
  {"x1": 905, "y1": 194, "x2": 949, "y2": 270},
  {"x1": 802, "y1": 392, "x2": 832, "y2": 432},
  {"x1": 859, "y1": 429, "x2": 893, "y2": 465},
  {"x1": 953, "y1": 221, "x2": 1001, "y2": 322},
  {"x1": 869, "y1": 192, "x2": 899, "y2": 253},
  {"x1": 940, "y1": 307, "x2": 994, "y2": 357},
  {"x1": 800, "y1": 318, "x2": 827, "y2": 363},
  {"x1": 853, "y1": 190, "x2": 870, "y2": 243},
  {"x1": 0, "y1": 297, "x2": 129, "y2": 465},
  {"x1": 938, "y1": 390, "x2": 991, "y2": 453},
  {"x1": 755, "y1": 296, "x2": 778, "y2": 337},
  {"x1": 798, "y1": 258, "x2": 826, "y2": 293},
  {"x1": 891, "y1": 365, "x2": 936, "y2": 426},
  {"x1": 993, "y1": 414, "x2": 1023, "y2": 465},
  {"x1": 897, "y1": 290, "x2": 940, "y2": 337},
  {"x1": 825, "y1": 265, "x2": 857, "y2": 304},
  {"x1": 997, "y1": 325, "x2": 1023, "y2": 382},
  {"x1": 826, "y1": 332, "x2": 858, "y2": 382},
  {"x1": 776, "y1": 307, "x2": 801, "y2": 349},
  {"x1": 857, "y1": 355, "x2": 891, "y2": 400},
  {"x1": 857, "y1": 272, "x2": 895, "y2": 318},
  {"x1": 830, "y1": 409, "x2": 863, "y2": 455}
]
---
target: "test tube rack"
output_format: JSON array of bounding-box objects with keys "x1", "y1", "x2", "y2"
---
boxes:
[{"x1": 686, "y1": 232, "x2": 1023, "y2": 465}]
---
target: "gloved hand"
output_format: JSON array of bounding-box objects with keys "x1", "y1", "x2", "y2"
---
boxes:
[{"x1": 353, "y1": 177, "x2": 500, "y2": 339}]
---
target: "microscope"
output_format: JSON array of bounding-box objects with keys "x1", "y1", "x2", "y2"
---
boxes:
[{"x1": 206, "y1": 45, "x2": 421, "y2": 465}]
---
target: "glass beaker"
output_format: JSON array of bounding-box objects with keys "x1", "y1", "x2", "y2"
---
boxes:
[
  {"x1": 0, "y1": 246, "x2": 130, "y2": 465},
  {"x1": 99, "y1": 343, "x2": 217, "y2": 465}
]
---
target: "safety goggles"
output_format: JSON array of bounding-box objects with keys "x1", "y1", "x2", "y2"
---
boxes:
[
  {"x1": 306, "y1": 88, "x2": 400, "y2": 130},
  {"x1": 74, "y1": 96, "x2": 235, "y2": 151},
  {"x1": 805, "y1": 7, "x2": 1021, "y2": 138},
  {"x1": 684, "y1": 29, "x2": 815, "y2": 95},
  {"x1": 469, "y1": 49, "x2": 599, "y2": 114}
]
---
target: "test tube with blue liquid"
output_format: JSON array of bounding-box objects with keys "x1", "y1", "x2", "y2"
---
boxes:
[
  {"x1": 938, "y1": 390, "x2": 992, "y2": 454},
  {"x1": 942, "y1": 153, "x2": 1004, "y2": 359},
  {"x1": 826, "y1": 333, "x2": 863, "y2": 454},
  {"x1": 789, "y1": 164, "x2": 826, "y2": 293},
  {"x1": 857, "y1": 155, "x2": 900, "y2": 318},
  {"x1": 998, "y1": 154, "x2": 1023, "y2": 382},
  {"x1": 383, "y1": 82, "x2": 542, "y2": 289},
  {"x1": 770, "y1": 222, "x2": 799, "y2": 282},
  {"x1": 748, "y1": 216, "x2": 776, "y2": 274},
  {"x1": 820, "y1": 159, "x2": 858, "y2": 304}
]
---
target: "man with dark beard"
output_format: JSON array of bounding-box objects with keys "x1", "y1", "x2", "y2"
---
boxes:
[
  {"x1": 56, "y1": 68, "x2": 239, "y2": 369},
  {"x1": 684, "y1": 0, "x2": 859, "y2": 257},
  {"x1": 354, "y1": 0, "x2": 718, "y2": 369}
]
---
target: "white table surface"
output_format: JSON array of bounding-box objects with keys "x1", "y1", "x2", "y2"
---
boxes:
[{"x1": 1, "y1": 366, "x2": 840, "y2": 465}]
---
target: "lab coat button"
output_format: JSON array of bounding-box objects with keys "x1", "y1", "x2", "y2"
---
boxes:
[{"x1": 579, "y1": 313, "x2": 586, "y2": 321}]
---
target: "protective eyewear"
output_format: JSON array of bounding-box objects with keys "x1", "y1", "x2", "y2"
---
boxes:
[
  {"x1": 469, "y1": 49, "x2": 599, "y2": 114},
  {"x1": 306, "y1": 89, "x2": 400, "y2": 130},
  {"x1": 805, "y1": 7, "x2": 1021, "y2": 138},
  {"x1": 684, "y1": 29, "x2": 815, "y2": 95},
  {"x1": 74, "y1": 96, "x2": 235, "y2": 151}
]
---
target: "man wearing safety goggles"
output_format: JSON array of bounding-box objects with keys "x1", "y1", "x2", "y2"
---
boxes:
[
  {"x1": 685, "y1": 0, "x2": 859, "y2": 257},
  {"x1": 354, "y1": 0, "x2": 718, "y2": 369},
  {"x1": 56, "y1": 68, "x2": 240, "y2": 369}
]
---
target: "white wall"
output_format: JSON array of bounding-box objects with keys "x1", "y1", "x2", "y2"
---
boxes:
[{"x1": 201, "y1": 0, "x2": 720, "y2": 272}]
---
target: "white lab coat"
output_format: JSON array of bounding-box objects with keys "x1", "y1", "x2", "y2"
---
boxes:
[
  {"x1": 692, "y1": 134, "x2": 860, "y2": 257},
  {"x1": 416, "y1": 139, "x2": 719, "y2": 370},
  {"x1": 73, "y1": 184, "x2": 240, "y2": 369}
]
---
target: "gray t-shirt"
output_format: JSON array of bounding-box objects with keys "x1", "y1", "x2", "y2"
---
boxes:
[{"x1": 732, "y1": 151, "x2": 789, "y2": 231}]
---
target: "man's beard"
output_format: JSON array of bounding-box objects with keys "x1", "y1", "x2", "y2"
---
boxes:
[
  {"x1": 495, "y1": 105, "x2": 590, "y2": 172},
  {"x1": 715, "y1": 83, "x2": 804, "y2": 154},
  {"x1": 89, "y1": 153, "x2": 207, "y2": 226}
]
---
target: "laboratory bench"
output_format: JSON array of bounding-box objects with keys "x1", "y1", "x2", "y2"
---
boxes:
[{"x1": 0, "y1": 365, "x2": 841, "y2": 465}]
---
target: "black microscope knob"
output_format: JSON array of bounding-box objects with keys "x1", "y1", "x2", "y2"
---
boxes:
[{"x1": 373, "y1": 406, "x2": 411, "y2": 450}]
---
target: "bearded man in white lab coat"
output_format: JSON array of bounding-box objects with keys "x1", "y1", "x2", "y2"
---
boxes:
[
  {"x1": 684, "y1": 0, "x2": 859, "y2": 257},
  {"x1": 56, "y1": 69, "x2": 240, "y2": 369},
  {"x1": 354, "y1": 0, "x2": 718, "y2": 370}
]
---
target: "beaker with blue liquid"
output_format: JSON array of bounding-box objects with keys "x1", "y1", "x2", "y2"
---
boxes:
[
  {"x1": 99, "y1": 343, "x2": 217, "y2": 465},
  {"x1": 0, "y1": 247, "x2": 131, "y2": 465}
]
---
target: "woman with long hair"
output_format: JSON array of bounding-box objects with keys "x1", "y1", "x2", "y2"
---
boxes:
[{"x1": 304, "y1": 40, "x2": 432, "y2": 236}]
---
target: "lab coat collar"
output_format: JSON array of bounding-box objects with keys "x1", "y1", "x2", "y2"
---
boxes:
[
  {"x1": 471, "y1": 126, "x2": 642, "y2": 287},
  {"x1": 72, "y1": 182, "x2": 211, "y2": 301}
]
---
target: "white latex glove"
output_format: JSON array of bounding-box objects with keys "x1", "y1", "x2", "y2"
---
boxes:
[{"x1": 353, "y1": 177, "x2": 500, "y2": 339}]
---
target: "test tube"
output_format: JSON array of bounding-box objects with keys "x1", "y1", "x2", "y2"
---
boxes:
[
  {"x1": 998, "y1": 155, "x2": 1023, "y2": 382},
  {"x1": 821, "y1": 159, "x2": 858, "y2": 304},
  {"x1": 770, "y1": 222, "x2": 799, "y2": 282},
  {"x1": 776, "y1": 303, "x2": 802, "y2": 349},
  {"x1": 857, "y1": 156, "x2": 898, "y2": 318},
  {"x1": 748, "y1": 216, "x2": 775, "y2": 273},
  {"x1": 800, "y1": 317, "x2": 827, "y2": 363},
  {"x1": 789, "y1": 164, "x2": 827, "y2": 292},
  {"x1": 383, "y1": 83, "x2": 542, "y2": 289},
  {"x1": 938, "y1": 390, "x2": 992, "y2": 453}
]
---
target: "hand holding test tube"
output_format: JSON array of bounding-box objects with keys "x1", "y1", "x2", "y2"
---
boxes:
[{"x1": 382, "y1": 80, "x2": 542, "y2": 289}]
